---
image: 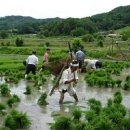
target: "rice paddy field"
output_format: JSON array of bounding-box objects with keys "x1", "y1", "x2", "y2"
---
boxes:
[{"x1": 0, "y1": 35, "x2": 130, "y2": 130}]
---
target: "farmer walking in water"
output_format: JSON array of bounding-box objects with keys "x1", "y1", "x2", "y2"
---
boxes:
[
  {"x1": 39, "y1": 48, "x2": 50, "y2": 72},
  {"x1": 25, "y1": 50, "x2": 38, "y2": 78},
  {"x1": 58, "y1": 60, "x2": 79, "y2": 104}
]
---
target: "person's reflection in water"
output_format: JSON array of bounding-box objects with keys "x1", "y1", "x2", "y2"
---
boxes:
[
  {"x1": 59, "y1": 102, "x2": 78, "y2": 116},
  {"x1": 41, "y1": 105, "x2": 47, "y2": 114},
  {"x1": 59, "y1": 104, "x2": 67, "y2": 115}
]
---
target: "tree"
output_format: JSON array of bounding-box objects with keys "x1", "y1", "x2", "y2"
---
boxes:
[
  {"x1": 0, "y1": 31, "x2": 8, "y2": 39},
  {"x1": 121, "y1": 30, "x2": 130, "y2": 41},
  {"x1": 15, "y1": 37, "x2": 24, "y2": 46},
  {"x1": 82, "y1": 34, "x2": 94, "y2": 42},
  {"x1": 72, "y1": 38, "x2": 84, "y2": 52},
  {"x1": 71, "y1": 27, "x2": 86, "y2": 36},
  {"x1": 97, "y1": 40, "x2": 104, "y2": 47}
]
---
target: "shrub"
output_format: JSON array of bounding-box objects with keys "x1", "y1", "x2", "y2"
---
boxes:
[
  {"x1": 82, "y1": 34, "x2": 94, "y2": 42},
  {"x1": 97, "y1": 40, "x2": 104, "y2": 47},
  {"x1": 45, "y1": 41, "x2": 50, "y2": 47},
  {"x1": 71, "y1": 27, "x2": 86, "y2": 36},
  {"x1": 15, "y1": 37, "x2": 24, "y2": 46},
  {"x1": 0, "y1": 31, "x2": 8, "y2": 39},
  {"x1": 121, "y1": 32, "x2": 129, "y2": 41},
  {"x1": 1, "y1": 42, "x2": 5, "y2": 46},
  {"x1": 72, "y1": 38, "x2": 84, "y2": 52},
  {"x1": 6, "y1": 42, "x2": 10, "y2": 46}
]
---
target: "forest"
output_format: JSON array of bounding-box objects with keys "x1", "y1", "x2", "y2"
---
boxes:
[{"x1": 0, "y1": 5, "x2": 130, "y2": 36}]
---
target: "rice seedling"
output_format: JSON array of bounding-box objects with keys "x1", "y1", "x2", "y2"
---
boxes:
[
  {"x1": 0, "y1": 83, "x2": 10, "y2": 97},
  {"x1": 71, "y1": 107, "x2": 82, "y2": 121},
  {"x1": 7, "y1": 94, "x2": 20, "y2": 107},
  {"x1": 4, "y1": 109, "x2": 31, "y2": 130},
  {"x1": 24, "y1": 85, "x2": 31, "y2": 95},
  {"x1": 37, "y1": 92, "x2": 48, "y2": 105}
]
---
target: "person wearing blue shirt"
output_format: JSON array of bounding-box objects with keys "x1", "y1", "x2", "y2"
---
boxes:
[{"x1": 76, "y1": 48, "x2": 85, "y2": 72}]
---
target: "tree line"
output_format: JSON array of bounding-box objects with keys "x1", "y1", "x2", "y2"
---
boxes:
[{"x1": 0, "y1": 5, "x2": 130, "y2": 37}]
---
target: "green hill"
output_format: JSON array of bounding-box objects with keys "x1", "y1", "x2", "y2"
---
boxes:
[{"x1": 0, "y1": 5, "x2": 130, "y2": 36}]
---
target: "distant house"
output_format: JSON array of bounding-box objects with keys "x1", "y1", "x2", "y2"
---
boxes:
[{"x1": 107, "y1": 34, "x2": 122, "y2": 38}]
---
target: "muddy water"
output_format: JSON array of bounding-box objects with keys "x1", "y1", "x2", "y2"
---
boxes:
[{"x1": 0, "y1": 68, "x2": 130, "y2": 130}]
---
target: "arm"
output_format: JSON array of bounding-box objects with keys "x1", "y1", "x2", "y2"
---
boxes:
[
  {"x1": 62, "y1": 70, "x2": 77, "y2": 84},
  {"x1": 64, "y1": 78, "x2": 76, "y2": 84}
]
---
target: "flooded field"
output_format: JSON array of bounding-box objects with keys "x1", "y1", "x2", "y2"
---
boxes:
[{"x1": 0, "y1": 68, "x2": 130, "y2": 130}]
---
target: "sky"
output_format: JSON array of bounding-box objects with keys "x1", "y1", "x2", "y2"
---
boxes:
[{"x1": 1, "y1": 0, "x2": 130, "y2": 19}]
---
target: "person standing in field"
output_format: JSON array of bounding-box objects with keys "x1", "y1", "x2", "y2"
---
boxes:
[
  {"x1": 25, "y1": 50, "x2": 38, "y2": 78},
  {"x1": 39, "y1": 48, "x2": 50, "y2": 72},
  {"x1": 76, "y1": 47, "x2": 85, "y2": 72},
  {"x1": 58, "y1": 60, "x2": 79, "y2": 104}
]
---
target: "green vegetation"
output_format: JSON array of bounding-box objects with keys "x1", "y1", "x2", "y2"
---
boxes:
[
  {"x1": 24, "y1": 85, "x2": 31, "y2": 95},
  {"x1": 4, "y1": 109, "x2": 31, "y2": 130},
  {"x1": 51, "y1": 92, "x2": 130, "y2": 130},
  {"x1": 51, "y1": 116, "x2": 72, "y2": 130},
  {"x1": 72, "y1": 107, "x2": 82, "y2": 120},
  {"x1": 0, "y1": 83, "x2": 10, "y2": 97},
  {"x1": 0, "y1": 103, "x2": 7, "y2": 113},
  {"x1": 85, "y1": 61, "x2": 130, "y2": 88},
  {"x1": 7, "y1": 95, "x2": 20, "y2": 107},
  {"x1": 0, "y1": 6, "x2": 130, "y2": 129},
  {"x1": 0, "y1": 5, "x2": 130, "y2": 37},
  {"x1": 37, "y1": 92, "x2": 48, "y2": 105}
]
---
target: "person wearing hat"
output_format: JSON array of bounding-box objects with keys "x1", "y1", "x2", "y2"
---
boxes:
[
  {"x1": 58, "y1": 60, "x2": 79, "y2": 104},
  {"x1": 25, "y1": 50, "x2": 38, "y2": 78}
]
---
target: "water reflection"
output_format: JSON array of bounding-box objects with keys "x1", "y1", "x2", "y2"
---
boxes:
[
  {"x1": 0, "y1": 76, "x2": 5, "y2": 85},
  {"x1": 0, "y1": 68, "x2": 130, "y2": 130}
]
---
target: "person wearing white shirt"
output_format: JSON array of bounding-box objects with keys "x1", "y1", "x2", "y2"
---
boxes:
[
  {"x1": 84, "y1": 59, "x2": 102, "y2": 71},
  {"x1": 25, "y1": 51, "x2": 38, "y2": 78},
  {"x1": 59, "y1": 60, "x2": 79, "y2": 104}
]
